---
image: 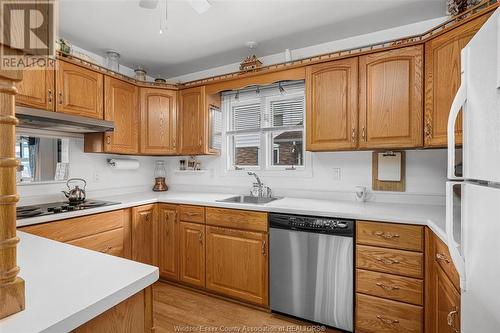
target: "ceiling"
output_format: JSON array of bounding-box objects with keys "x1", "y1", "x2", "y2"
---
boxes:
[{"x1": 59, "y1": 0, "x2": 446, "y2": 79}]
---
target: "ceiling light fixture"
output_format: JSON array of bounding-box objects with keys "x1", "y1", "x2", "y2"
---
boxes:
[{"x1": 159, "y1": 0, "x2": 168, "y2": 34}]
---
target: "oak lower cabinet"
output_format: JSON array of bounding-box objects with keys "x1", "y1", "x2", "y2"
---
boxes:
[
  {"x1": 179, "y1": 221, "x2": 205, "y2": 287},
  {"x1": 157, "y1": 204, "x2": 179, "y2": 280},
  {"x1": 140, "y1": 88, "x2": 178, "y2": 155},
  {"x1": 131, "y1": 205, "x2": 157, "y2": 266},
  {"x1": 359, "y1": 45, "x2": 423, "y2": 149},
  {"x1": 424, "y1": 14, "x2": 491, "y2": 147},
  {"x1": 425, "y1": 228, "x2": 461, "y2": 333},
  {"x1": 355, "y1": 221, "x2": 424, "y2": 333},
  {"x1": 306, "y1": 57, "x2": 359, "y2": 151},
  {"x1": 19, "y1": 209, "x2": 131, "y2": 258},
  {"x1": 56, "y1": 60, "x2": 104, "y2": 119},
  {"x1": 205, "y1": 226, "x2": 268, "y2": 306}
]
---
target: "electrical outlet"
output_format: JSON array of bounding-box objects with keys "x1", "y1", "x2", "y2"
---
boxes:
[
  {"x1": 93, "y1": 170, "x2": 100, "y2": 182},
  {"x1": 332, "y1": 168, "x2": 341, "y2": 181}
]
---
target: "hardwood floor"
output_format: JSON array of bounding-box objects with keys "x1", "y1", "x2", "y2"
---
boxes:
[{"x1": 153, "y1": 282, "x2": 340, "y2": 333}]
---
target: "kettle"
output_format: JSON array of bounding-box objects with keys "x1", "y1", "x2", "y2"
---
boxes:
[{"x1": 62, "y1": 178, "x2": 87, "y2": 203}]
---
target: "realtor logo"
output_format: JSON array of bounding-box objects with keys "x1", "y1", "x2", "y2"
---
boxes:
[{"x1": 1, "y1": 0, "x2": 55, "y2": 69}]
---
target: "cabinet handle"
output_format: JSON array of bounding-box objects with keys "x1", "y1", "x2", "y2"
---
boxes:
[
  {"x1": 361, "y1": 127, "x2": 366, "y2": 141},
  {"x1": 198, "y1": 231, "x2": 203, "y2": 244},
  {"x1": 145, "y1": 214, "x2": 150, "y2": 222},
  {"x1": 100, "y1": 246, "x2": 112, "y2": 254},
  {"x1": 351, "y1": 127, "x2": 356, "y2": 143},
  {"x1": 376, "y1": 315, "x2": 399, "y2": 325},
  {"x1": 173, "y1": 137, "x2": 176, "y2": 149},
  {"x1": 374, "y1": 231, "x2": 400, "y2": 239},
  {"x1": 376, "y1": 282, "x2": 400, "y2": 291},
  {"x1": 58, "y1": 92, "x2": 63, "y2": 105},
  {"x1": 199, "y1": 137, "x2": 203, "y2": 147},
  {"x1": 106, "y1": 135, "x2": 111, "y2": 145},
  {"x1": 447, "y1": 308, "x2": 459, "y2": 333},
  {"x1": 262, "y1": 240, "x2": 267, "y2": 256},
  {"x1": 48, "y1": 89, "x2": 53, "y2": 103},
  {"x1": 436, "y1": 253, "x2": 451, "y2": 263},
  {"x1": 376, "y1": 257, "x2": 400, "y2": 265},
  {"x1": 425, "y1": 120, "x2": 432, "y2": 139}
]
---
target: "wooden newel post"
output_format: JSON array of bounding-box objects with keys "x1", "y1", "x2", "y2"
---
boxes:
[{"x1": 0, "y1": 66, "x2": 25, "y2": 318}]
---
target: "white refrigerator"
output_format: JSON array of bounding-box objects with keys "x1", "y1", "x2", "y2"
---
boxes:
[{"x1": 446, "y1": 7, "x2": 500, "y2": 332}]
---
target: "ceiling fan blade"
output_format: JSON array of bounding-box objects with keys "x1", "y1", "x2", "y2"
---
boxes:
[
  {"x1": 139, "y1": 0, "x2": 159, "y2": 10},
  {"x1": 186, "y1": 0, "x2": 211, "y2": 14}
]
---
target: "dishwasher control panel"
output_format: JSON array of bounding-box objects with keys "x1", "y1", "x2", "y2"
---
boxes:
[{"x1": 269, "y1": 213, "x2": 354, "y2": 236}]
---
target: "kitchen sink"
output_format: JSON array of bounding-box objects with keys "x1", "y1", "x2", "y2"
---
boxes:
[{"x1": 216, "y1": 195, "x2": 281, "y2": 205}]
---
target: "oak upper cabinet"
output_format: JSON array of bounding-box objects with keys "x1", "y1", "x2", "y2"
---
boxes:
[
  {"x1": 56, "y1": 60, "x2": 104, "y2": 119},
  {"x1": 140, "y1": 88, "x2": 177, "y2": 155},
  {"x1": 103, "y1": 77, "x2": 139, "y2": 153},
  {"x1": 157, "y1": 204, "x2": 179, "y2": 281},
  {"x1": 206, "y1": 226, "x2": 268, "y2": 306},
  {"x1": 131, "y1": 205, "x2": 156, "y2": 266},
  {"x1": 179, "y1": 221, "x2": 205, "y2": 287},
  {"x1": 306, "y1": 57, "x2": 358, "y2": 151},
  {"x1": 16, "y1": 59, "x2": 55, "y2": 111},
  {"x1": 359, "y1": 45, "x2": 423, "y2": 149},
  {"x1": 424, "y1": 14, "x2": 490, "y2": 147},
  {"x1": 179, "y1": 86, "x2": 205, "y2": 155}
]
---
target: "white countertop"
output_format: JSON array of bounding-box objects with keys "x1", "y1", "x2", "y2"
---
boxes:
[
  {"x1": 0, "y1": 232, "x2": 159, "y2": 333},
  {"x1": 17, "y1": 190, "x2": 448, "y2": 244}
]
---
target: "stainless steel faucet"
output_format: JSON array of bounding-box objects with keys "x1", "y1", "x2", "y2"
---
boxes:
[{"x1": 248, "y1": 172, "x2": 271, "y2": 197}]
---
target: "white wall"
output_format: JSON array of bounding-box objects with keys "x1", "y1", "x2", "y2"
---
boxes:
[{"x1": 169, "y1": 16, "x2": 447, "y2": 83}]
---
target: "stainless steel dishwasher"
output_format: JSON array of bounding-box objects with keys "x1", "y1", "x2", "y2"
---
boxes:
[{"x1": 269, "y1": 213, "x2": 354, "y2": 332}]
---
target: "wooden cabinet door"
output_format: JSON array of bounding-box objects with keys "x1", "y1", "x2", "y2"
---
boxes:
[
  {"x1": 157, "y1": 204, "x2": 179, "y2": 280},
  {"x1": 306, "y1": 57, "x2": 358, "y2": 151},
  {"x1": 131, "y1": 205, "x2": 156, "y2": 266},
  {"x1": 56, "y1": 60, "x2": 104, "y2": 119},
  {"x1": 104, "y1": 77, "x2": 139, "y2": 154},
  {"x1": 16, "y1": 60, "x2": 55, "y2": 111},
  {"x1": 359, "y1": 45, "x2": 423, "y2": 149},
  {"x1": 179, "y1": 221, "x2": 205, "y2": 287},
  {"x1": 206, "y1": 226, "x2": 268, "y2": 306},
  {"x1": 140, "y1": 88, "x2": 177, "y2": 155},
  {"x1": 427, "y1": 263, "x2": 461, "y2": 333},
  {"x1": 179, "y1": 86, "x2": 205, "y2": 155},
  {"x1": 424, "y1": 14, "x2": 490, "y2": 147}
]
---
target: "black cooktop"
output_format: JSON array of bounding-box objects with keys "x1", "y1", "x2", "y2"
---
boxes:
[{"x1": 16, "y1": 200, "x2": 121, "y2": 219}]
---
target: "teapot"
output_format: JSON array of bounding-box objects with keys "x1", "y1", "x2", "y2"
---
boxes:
[{"x1": 62, "y1": 178, "x2": 87, "y2": 203}]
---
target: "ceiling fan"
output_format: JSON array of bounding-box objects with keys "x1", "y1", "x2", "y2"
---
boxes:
[{"x1": 139, "y1": 0, "x2": 212, "y2": 14}]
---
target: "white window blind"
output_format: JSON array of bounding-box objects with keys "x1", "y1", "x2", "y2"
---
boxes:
[
  {"x1": 230, "y1": 103, "x2": 261, "y2": 132},
  {"x1": 270, "y1": 98, "x2": 304, "y2": 129}
]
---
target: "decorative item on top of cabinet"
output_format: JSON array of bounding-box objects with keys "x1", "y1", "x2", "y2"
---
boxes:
[
  {"x1": 15, "y1": 58, "x2": 55, "y2": 111},
  {"x1": 157, "y1": 204, "x2": 179, "y2": 281},
  {"x1": 140, "y1": 88, "x2": 177, "y2": 155},
  {"x1": 56, "y1": 60, "x2": 104, "y2": 119},
  {"x1": 424, "y1": 13, "x2": 491, "y2": 147},
  {"x1": 372, "y1": 151, "x2": 406, "y2": 192},
  {"x1": 131, "y1": 205, "x2": 157, "y2": 266},
  {"x1": 84, "y1": 76, "x2": 139, "y2": 154},
  {"x1": 305, "y1": 57, "x2": 358, "y2": 151},
  {"x1": 359, "y1": 45, "x2": 423, "y2": 150},
  {"x1": 205, "y1": 226, "x2": 269, "y2": 306}
]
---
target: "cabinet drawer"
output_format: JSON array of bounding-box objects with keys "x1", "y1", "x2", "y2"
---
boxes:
[
  {"x1": 206, "y1": 207, "x2": 267, "y2": 232},
  {"x1": 356, "y1": 245, "x2": 423, "y2": 278},
  {"x1": 179, "y1": 205, "x2": 205, "y2": 224},
  {"x1": 20, "y1": 210, "x2": 124, "y2": 242},
  {"x1": 356, "y1": 269, "x2": 423, "y2": 306},
  {"x1": 356, "y1": 293, "x2": 423, "y2": 333},
  {"x1": 433, "y1": 234, "x2": 460, "y2": 291},
  {"x1": 357, "y1": 221, "x2": 423, "y2": 252},
  {"x1": 68, "y1": 228, "x2": 124, "y2": 257}
]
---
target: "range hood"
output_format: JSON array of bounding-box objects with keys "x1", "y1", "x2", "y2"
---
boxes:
[{"x1": 16, "y1": 107, "x2": 115, "y2": 133}]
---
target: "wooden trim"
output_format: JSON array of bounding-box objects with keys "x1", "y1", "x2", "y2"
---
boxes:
[{"x1": 0, "y1": 47, "x2": 25, "y2": 318}]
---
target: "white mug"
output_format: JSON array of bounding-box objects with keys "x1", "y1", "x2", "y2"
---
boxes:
[{"x1": 355, "y1": 185, "x2": 367, "y2": 202}]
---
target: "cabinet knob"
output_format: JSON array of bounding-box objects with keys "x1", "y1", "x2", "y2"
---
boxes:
[
  {"x1": 262, "y1": 240, "x2": 267, "y2": 256},
  {"x1": 376, "y1": 282, "x2": 400, "y2": 291},
  {"x1": 106, "y1": 135, "x2": 111, "y2": 145},
  {"x1": 48, "y1": 89, "x2": 53, "y2": 103},
  {"x1": 425, "y1": 120, "x2": 432, "y2": 139},
  {"x1": 58, "y1": 92, "x2": 63, "y2": 105},
  {"x1": 198, "y1": 231, "x2": 203, "y2": 244},
  {"x1": 375, "y1": 257, "x2": 400, "y2": 265},
  {"x1": 376, "y1": 315, "x2": 399, "y2": 325},
  {"x1": 436, "y1": 253, "x2": 450, "y2": 263},
  {"x1": 361, "y1": 127, "x2": 366, "y2": 141},
  {"x1": 351, "y1": 127, "x2": 356, "y2": 143},
  {"x1": 447, "y1": 308, "x2": 459, "y2": 333}
]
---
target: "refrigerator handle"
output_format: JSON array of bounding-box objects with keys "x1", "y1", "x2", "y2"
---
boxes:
[
  {"x1": 447, "y1": 73, "x2": 467, "y2": 180},
  {"x1": 446, "y1": 181, "x2": 466, "y2": 291}
]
